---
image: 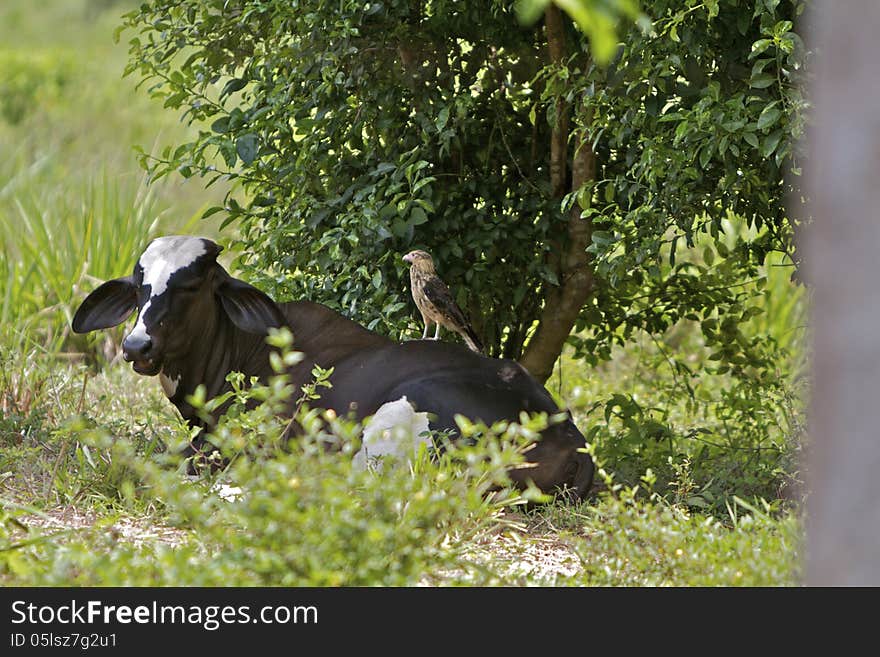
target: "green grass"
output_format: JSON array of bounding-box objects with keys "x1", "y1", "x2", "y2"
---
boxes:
[
  {"x1": 546, "y1": 240, "x2": 807, "y2": 515},
  {"x1": 0, "y1": 0, "x2": 806, "y2": 586},
  {"x1": 0, "y1": 339, "x2": 800, "y2": 587},
  {"x1": 0, "y1": 0, "x2": 226, "y2": 348}
]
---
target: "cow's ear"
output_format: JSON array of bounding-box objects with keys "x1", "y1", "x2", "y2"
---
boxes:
[
  {"x1": 202, "y1": 239, "x2": 223, "y2": 262},
  {"x1": 71, "y1": 277, "x2": 138, "y2": 333},
  {"x1": 217, "y1": 277, "x2": 287, "y2": 334}
]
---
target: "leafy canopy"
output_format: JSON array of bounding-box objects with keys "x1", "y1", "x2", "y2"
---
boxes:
[{"x1": 119, "y1": 0, "x2": 805, "y2": 356}]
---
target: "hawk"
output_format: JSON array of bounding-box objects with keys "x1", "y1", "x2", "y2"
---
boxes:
[{"x1": 402, "y1": 250, "x2": 483, "y2": 353}]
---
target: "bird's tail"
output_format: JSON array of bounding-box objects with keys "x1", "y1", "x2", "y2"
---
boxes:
[{"x1": 462, "y1": 325, "x2": 484, "y2": 354}]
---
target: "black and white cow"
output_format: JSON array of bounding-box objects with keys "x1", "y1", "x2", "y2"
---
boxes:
[{"x1": 72, "y1": 236, "x2": 594, "y2": 498}]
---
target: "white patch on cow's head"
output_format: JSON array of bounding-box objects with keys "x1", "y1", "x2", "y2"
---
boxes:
[
  {"x1": 128, "y1": 236, "x2": 210, "y2": 342},
  {"x1": 159, "y1": 371, "x2": 181, "y2": 398},
  {"x1": 139, "y1": 236, "x2": 209, "y2": 296},
  {"x1": 353, "y1": 396, "x2": 432, "y2": 472}
]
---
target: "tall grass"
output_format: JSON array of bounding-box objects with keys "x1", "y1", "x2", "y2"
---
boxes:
[
  {"x1": 0, "y1": 0, "x2": 224, "y2": 343},
  {"x1": 1, "y1": 169, "x2": 158, "y2": 326},
  {"x1": 0, "y1": 162, "x2": 211, "y2": 332},
  {"x1": 0, "y1": 0, "x2": 223, "y2": 448}
]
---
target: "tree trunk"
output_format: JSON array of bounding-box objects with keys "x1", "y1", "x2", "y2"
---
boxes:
[
  {"x1": 519, "y1": 6, "x2": 595, "y2": 384},
  {"x1": 545, "y1": 5, "x2": 568, "y2": 200},
  {"x1": 805, "y1": 0, "x2": 880, "y2": 585}
]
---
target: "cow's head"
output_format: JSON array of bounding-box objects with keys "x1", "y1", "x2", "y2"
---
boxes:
[
  {"x1": 512, "y1": 421, "x2": 595, "y2": 501},
  {"x1": 72, "y1": 236, "x2": 287, "y2": 376}
]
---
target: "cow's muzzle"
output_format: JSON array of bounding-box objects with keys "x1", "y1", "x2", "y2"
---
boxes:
[{"x1": 122, "y1": 334, "x2": 162, "y2": 376}]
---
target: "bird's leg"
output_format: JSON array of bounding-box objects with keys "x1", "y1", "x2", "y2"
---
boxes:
[
  {"x1": 433, "y1": 323, "x2": 441, "y2": 340},
  {"x1": 422, "y1": 322, "x2": 430, "y2": 340}
]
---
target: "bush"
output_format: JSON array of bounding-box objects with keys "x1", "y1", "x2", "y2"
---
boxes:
[
  {"x1": 0, "y1": 50, "x2": 71, "y2": 125},
  {"x1": 1, "y1": 332, "x2": 540, "y2": 585}
]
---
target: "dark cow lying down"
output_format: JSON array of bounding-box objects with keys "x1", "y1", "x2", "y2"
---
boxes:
[{"x1": 72, "y1": 236, "x2": 594, "y2": 499}]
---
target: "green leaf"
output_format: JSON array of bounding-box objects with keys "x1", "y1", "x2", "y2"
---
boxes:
[
  {"x1": 591, "y1": 230, "x2": 613, "y2": 246},
  {"x1": 414, "y1": 198, "x2": 435, "y2": 213},
  {"x1": 604, "y1": 183, "x2": 615, "y2": 203},
  {"x1": 737, "y1": 9, "x2": 751, "y2": 35},
  {"x1": 762, "y1": 129, "x2": 783, "y2": 158},
  {"x1": 435, "y1": 106, "x2": 449, "y2": 131},
  {"x1": 706, "y1": 0, "x2": 719, "y2": 19},
  {"x1": 699, "y1": 144, "x2": 712, "y2": 169},
  {"x1": 703, "y1": 246, "x2": 715, "y2": 267},
  {"x1": 211, "y1": 116, "x2": 231, "y2": 134},
  {"x1": 756, "y1": 104, "x2": 782, "y2": 131},
  {"x1": 515, "y1": 0, "x2": 551, "y2": 26},
  {"x1": 412, "y1": 176, "x2": 435, "y2": 193},
  {"x1": 577, "y1": 187, "x2": 591, "y2": 211},
  {"x1": 236, "y1": 134, "x2": 259, "y2": 165},
  {"x1": 674, "y1": 120, "x2": 690, "y2": 143},
  {"x1": 410, "y1": 206, "x2": 428, "y2": 226},
  {"x1": 540, "y1": 268, "x2": 559, "y2": 286},
  {"x1": 201, "y1": 206, "x2": 226, "y2": 219},
  {"x1": 721, "y1": 119, "x2": 746, "y2": 133},
  {"x1": 773, "y1": 20, "x2": 793, "y2": 36},
  {"x1": 749, "y1": 73, "x2": 776, "y2": 89},
  {"x1": 774, "y1": 143, "x2": 790, "y2": 166},
  {"x1": 219, "y1": 140, "x2": 237, "y2": 167},
  {"x1": 372, "y1": 162, "x2": 396, "y2": 177},
  {"x1": 221, "y1": 78, "x2": 247, "y2": 98},
  {"x1": 391, "y1": 218, "x2": 408, "y2": 238},
  {"x1": 743, "y1": 132, "x2": 760, "y2": 148},
  {"x1": 749, "y1": 38, "x2": 773, "y2": 59}
]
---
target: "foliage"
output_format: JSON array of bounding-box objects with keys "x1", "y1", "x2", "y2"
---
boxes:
[
  {"x1": 0, "y1": 50, "x2": 72, "y2": 125},
  {"x1": 2, "y1": 483, "x2": 801, "y2": 586},
  {"x1": 560, "y1": 240, "x2": 807, "y2": 514},
  {"x1": 574, "y1": 0, "x2": 808, "y2": 358},
  {"x1": 564, "y1": 487, "x2": 800, "y2": 585},
  {"x1": 117, "y1": 0, "x2": 807, "y2": 357},
  {"x1": 517, "y1": 0, "x2": 647, "y2": 64},
  {"x1": 560, "y1": 0, "x2": 808, "y2": 512},
  {"x1": 0, "y1": 332, "x2": 536, "y2": 586},
  {"x1": 118, "y1": 0, "x2": 567, "y2": 355},
  {"x1": 1, "y1": 330, "x2": 800, "y2": 586}
]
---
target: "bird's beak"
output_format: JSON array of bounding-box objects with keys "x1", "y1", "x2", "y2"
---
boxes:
[{"x1": 402, "y1": 254, "x2": 412, "y2": 264}]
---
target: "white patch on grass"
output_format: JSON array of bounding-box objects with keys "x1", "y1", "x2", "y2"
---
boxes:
[{"x1": 353, "y1": 396, "x2": 432, "y2": 472}]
